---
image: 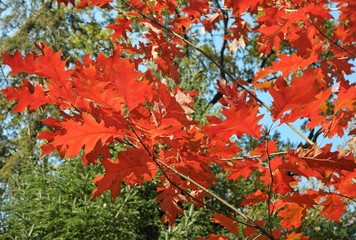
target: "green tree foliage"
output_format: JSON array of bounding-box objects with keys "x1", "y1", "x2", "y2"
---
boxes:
[
  {"x1": 0, "y1": 0, "x2": 113, "y2": 56},
  {"x1": 0, "y1": 158, "x2": 161, "y2": 239}
]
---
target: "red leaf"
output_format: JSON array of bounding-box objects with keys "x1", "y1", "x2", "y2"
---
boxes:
[
  {"x1": 338, "y1": 171, "x2": 356, "y2": 198},
  {"x1": 287, "y1": 144, "x2": 356, "y2": 180},
  {"x1": 241, "y1": 190, "x2": 268, "y2": 206},
  {"x1": 212, "y1": 213, "x2": 239, "y2": 236},
  {"x1": 92, "y1": 148, "x2": 157, "y2": 199},
  {"x1": 242, "y1": 225, "x2": 258, "y2": 238},
  {"x1": 157, "y1": 184, "x2": 188, "y2": 226},
  {"x1": 217, "y1": 79, "x2": 249, "y2": 107},
  {"x1": 277, "y1": 203, "x2": 305, "y2": 230},
  {"x1": 95, "y1": 51, "x2": 148, "y2": 110},
  {"x1": 107, "y1": 17, "x2": 132, "y2": 39},
  {"x1": 285, "y1": 232, "x2": 309, "y2": 240},
  {"x1": 259, "y1": 157, "x2": 295, "y2": 195},
  {"x1": 224, "y1": 0, "x2": 263, "y2": 16},
  {"x1": 76, "y1": 0, "x2": 112, "y2": 8},
  {"x1": 226, "y1": 158, "x2": 260, "y2": 181},
  {"x1": 321, "y1": 111, "x2": 354, "y2": 138},
  {"x1": 47, "y1": 114, "x2": 125, "y2": 158},
  {"x1": 2, "y1": 44, "x2": 75, "y2": 108},
  {"x1": 269, "y1": 75, "x2": 326, "y2": 121},
  {"x1": 1, "y1": 79, "x2": 50, "y2": 112},
  {"x1": 204, "y1": 104, "x2": 262, "y2": 140},
  {"x1": 270, "y1": 53, "x2": 318, "y2": 78},
  {"x1": 319, "y1": 195, "x2": 346, "y2": 222}
]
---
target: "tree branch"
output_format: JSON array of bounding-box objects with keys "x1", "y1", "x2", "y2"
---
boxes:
[{"x1": 214, "y1": 0, "x2": 229, "y2": 80}]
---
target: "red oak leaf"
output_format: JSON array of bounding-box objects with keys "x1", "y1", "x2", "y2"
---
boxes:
[
  {"x1": 251, "y1": 141, "x2": 278, "y2": 160},
  {"x1": 1, "y1": 79, "x2": 50, "y2": 112},
  {"x1": 257, "y1": 5, "x2": 313, "y2": 54},
  {"x1": 2, "y1": 44, "x2": 75, "y2": 107},
  {"x1": 92, "y1": 148, "x2": 157, "y2": 198},
  {"x1": 217, "y1": 79, "x2": 249, "y2": 107},
  {"x1": 224, "y1": 0, "x2": 263, "y2": 16},
  {"x1": 107, "y1": 17, "x2": 132, "y2": 40},
  {"x1": 76, "y1": 0, "x2": 112, "y2": 8},
  {"x1": 95, "y1": 51, "x2": 149, "y2": 110},
  {"x1": 321, "y1": 111, "x2": 355, "y2": 138},
  {"x1": 271, "y1": 53, "x2": 318, "y2": 78},
  {"x1": 41, "y1": 113, "x2": 125, "y2": 158},
  {"x1": 226, "y1": 158, "x2": 260, "y2": 181},
  {"x1": 240, "y1": 189, "x2": 268, "y2": 206},
  {"x1": 212, "y1": 213, "x2": 239, "y2": 236},
  {"x1": 285, "y1": 232, "x2": 309, "y2": 240},
  {"x1": 287, "y1": 144, "x2": 356, "y2": 180},
  {"x1": 242, "y1": 220, "x2": 264, "y2": 238},
  {"x1": 337, "y1": 171, "x2": 356, "y2": 198},
  {"x1": 277, "y1": 203, "x2": 305, "y2": 230},
  {"x1": 319, "y1": 194, "x2": 346, "y2": 222},
  {"x1": 269, "y1": 75, "x2": 326, "y2": 121},
  {"x1": 204, "y1": 104, "x2": 262, "y2": 140},
  {"x1": 335, "y1": 78, "x2": 356, "y2": 107},
  {"x1": 157, "y1": 184, "x2": 188, "y2": 226},
  {"x1": 259, "y1": 157, "x2": 295, "y2": 195}
]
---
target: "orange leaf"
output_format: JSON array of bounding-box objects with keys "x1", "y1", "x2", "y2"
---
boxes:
[
  {"x1": 285, "y1": 232, "x2": 308, "y2": 240},
  {"x1": 204, "y1": 105, "x2": 263, "y2": 140},
  {"x1": 49, "y1": 114, "x2": 125, "y2": 158}
]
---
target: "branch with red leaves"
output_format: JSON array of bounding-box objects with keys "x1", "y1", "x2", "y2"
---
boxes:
[{"x1": 1, "y1": 0, "x2": 356, "y2": 239}]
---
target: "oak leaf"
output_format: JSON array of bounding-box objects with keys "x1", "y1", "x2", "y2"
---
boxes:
[
  {"x1": 40, "y1": 113, "x2": 125, "y2": 158},
  {"x1": 157, "y1": 184, "x2": 188, "y2": 226},
  {"x1": 277, "y1": 203, "x2": 305, "y2": 230},
  {"x1": 240, "y1": 189, "x2": 268, "y2": 206},
  {"x1": 92, "y1": 148, "x2": 157, "y2": 198},
  {"x1": 212, "y1": 214, "x2": 238, "y2": 236}
]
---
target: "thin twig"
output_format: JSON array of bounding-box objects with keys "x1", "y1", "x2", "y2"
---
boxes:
[
  {"x1": 266, "y1": 140, "x2": 274, "y2": 237},
  {"x1": 220, "y1": 151, "x2": 288, "y2": 161},
  {"x1": 214, "y1": 0, "x2": 229, "y2": 80},
  {"x1": 331, "y1": 192, "x2": 356, "y2": 204}
]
